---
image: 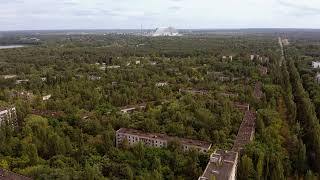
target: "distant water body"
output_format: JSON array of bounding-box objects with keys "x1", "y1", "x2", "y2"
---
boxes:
[{"x1": 0, "y1": 45, "x2": 26, "y2": 49}]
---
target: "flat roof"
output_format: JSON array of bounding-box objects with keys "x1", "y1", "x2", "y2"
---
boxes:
[
  {"x1": 253, "y1": 82, "x2": 263, "y2": 99},
  {"x1": 117, "y1": 128, "x2": 212, "y2": 149},
  {"x1": 119, "y1": 101, "x2": 155, "y2": 111},
  {"x1": 232, "y1": 111, "x2": 256, "y2": 151},
  {"x1": 201, "y1": 149, "x2": 238, "y2": 180}
]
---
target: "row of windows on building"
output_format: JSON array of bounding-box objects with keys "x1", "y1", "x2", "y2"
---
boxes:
[{"x1": 117, "y1": 133, "x2": 208, "y2": 153}]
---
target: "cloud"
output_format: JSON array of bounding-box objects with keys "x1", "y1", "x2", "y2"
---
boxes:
[
  {"x1": 1, "y1": 0, "x2": 320, "y2": 30},
  {"x1": 168, "y1": 6, "x2": 182, "y2": 11},
  {"x1": 0, "y1": 0, "x2": 24, "y2": 4},
  {"x1": 277, "y1": 0, "x2": 320, "y2": 16}
]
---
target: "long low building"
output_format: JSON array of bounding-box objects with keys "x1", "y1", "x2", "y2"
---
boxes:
[
  {"x1": 116, "y1": 128, "x2": 212, "y2": 153},
  {"x1": 198, "y1": 149, "x2": 238, "y2": 180},
  {"x1": 199, "y1": 110, "x2": 257, "y2": 180},
  {"x1": 232, "y1": 111, "x2": 256, "y2": 152}
]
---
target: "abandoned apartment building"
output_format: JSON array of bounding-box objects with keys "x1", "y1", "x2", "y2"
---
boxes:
[
  {"x1": 198, "y1": 110, "x2": 256, "y2": 180},
  {"x1": 0, "y1": 106, "x2": 17, "y2": 125},
  {"x1": 198, "y1": 149, "x2": 238, "y2": 180},
  {"x1": 116, "y1": 128, "x2": 212, "y2": 153},
  {"x1": 198, "y1": 102, "x2": 257, "y2": 180}
]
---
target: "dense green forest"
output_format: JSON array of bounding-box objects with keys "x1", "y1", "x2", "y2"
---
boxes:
[{"x1": 0, "y1": 32, "x2": 320, "y2": 179}]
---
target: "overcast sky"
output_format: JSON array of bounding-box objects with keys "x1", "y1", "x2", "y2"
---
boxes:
[{"x1": 1, "y1": 0, "x2": 320, "y2": 30}]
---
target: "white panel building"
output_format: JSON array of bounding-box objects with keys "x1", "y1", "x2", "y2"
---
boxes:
[
  {"x1": 0, "y1": 106, "x2": 17, "y2": 125},
  {"x1": 116, "y1": 128, "x2": 211, "y2": 153}
]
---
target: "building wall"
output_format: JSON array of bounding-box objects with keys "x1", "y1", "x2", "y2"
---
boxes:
[
  {"x1": 116, "y1": 132, "x2": 168, "y2": 148},
  {"x1": 0, "y1": 107, "x2": 17, "y2": 125},
  {"x1": 229, "y1": 153, "x2": 238, "y2": 180},
  {"x1": 116, "y1": 131, "x2": 209, "y2": 153}
]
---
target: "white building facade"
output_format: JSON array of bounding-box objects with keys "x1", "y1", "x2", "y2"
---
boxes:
[
  {"x1": 116, "y1": 128, "x2": 211, "y2": 153},
  {"x1": 0, "y1": 107, "x2": 17, "y2": 125}
]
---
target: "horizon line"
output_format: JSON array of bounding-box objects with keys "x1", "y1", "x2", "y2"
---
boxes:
[{"x1": 1, "y1": 27, "x2": 320, "y2": 32}]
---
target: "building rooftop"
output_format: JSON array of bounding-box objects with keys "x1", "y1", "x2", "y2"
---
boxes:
[
  {"x1": 31, "y1": 109, "x2": 64, "y2": 118},
  {"x1": 199, "y1": 149, "x2": 238, "y2": 180},
  {"x1": 117, "y1": 128, "x2": 212, "y2": 149},
  {"x1": 179, "y1": 88, "x2": 209, "y2": 95},
  {"x1": 119, "y1": 102, "x2": 153, "y2": 112},
  {"x1": 253, "y1": 82, "x2": 263, "y2": 99},
  {"x1": 233, "y1": 102, "x2": 250, "y2": 112},
  {"x1": 0, "y1": 168, "x2": 32, "y2": 180},
  {"x1": 232, "y1": 111, "x2": 256, "y2": 152}
]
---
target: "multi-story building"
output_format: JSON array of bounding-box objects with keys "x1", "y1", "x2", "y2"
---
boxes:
[
  {"x1": 0, "y1": 106, "x2": 17, "y2": 125},
  {"x1": 116, "y1": 128, "x2": 212, "y2": 153},
  {"x1": 199, "y1": 110, "x2": 256, "y2": 180},
  {"x1": 198, "y1": 149, "x2": 238, "y2": 180},
  {"x1": 232, "y1": 111, "x2": 256, "y2": 152}
]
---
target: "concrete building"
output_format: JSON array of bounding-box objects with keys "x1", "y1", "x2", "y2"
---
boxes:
[
  {"x1": 0, "y1": 106, "x2": 17, "y2": 125},
  {"x1": 232, "y1": 111, "x2": 256, "y2": 152},
  {"x1": 312, "y1": 61, "x2": 320, "y2": 69},
  {"x1": 116, "y1": 128, "x2": 212, "y2": 153},
  {"x1": 42, "y1": 94, "x2": 52, "y2": 101},
  {"x1": 198, "y1": 149, "x2": 238, "y2": 180},
  {"x1": 10, "y1": 91, "x2": 34, "y2": 101},
  {"x1": 16, "y1": 79, "x2": 29, "y2": 84},
  {"x1": 155, "y1": 82, "x2": 168, "y2": 87},
  {"x1": 119, "y1": 103, "x2": 148, "y2": 113}
]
